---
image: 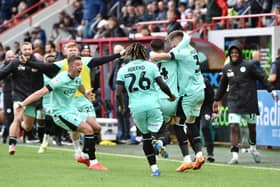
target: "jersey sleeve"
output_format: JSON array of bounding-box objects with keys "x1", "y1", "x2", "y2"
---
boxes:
[
  {"x1": 54, "y1": 60, "x2": 64, "y2": 69},
  {"x1": 48, "y1": 74, "x2": 64, "y2": 90},
  {"x1": 170, "y1": 47, "x2": 185, "y2": 61}
]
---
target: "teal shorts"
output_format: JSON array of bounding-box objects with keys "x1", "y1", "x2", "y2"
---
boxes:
[
  {"x1": 52, "y1": 110, "x2": 85, "y2": 131},
  {"x1": 36, "y1": 109, "x2": 45, "y2": 120},
  {"x1": 74, "y1": 97, "x2": 96, "y2": 119},
  {"x1": 228, "y1": 113, "x2": 257, "y2": 124},
  {"x1": 13, "y1": 101, "x2": 37, "y2": 118},
  {"x1": 131, "y1": 108, "x2": 163, "y2": 134},
  {"x1": 181, "y1": 90, "x2": 204, "y2": 117},
  {"x1": 159, "y1": 98, "x2": 178, "y2": 122}
]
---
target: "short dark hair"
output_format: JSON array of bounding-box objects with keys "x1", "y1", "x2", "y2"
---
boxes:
[
  {"x1": 150, "y1": 39, "x2": 165, "y2": 52},
  {"x1": 67, "y1": 55, "x2": 81, "y2": 65}
]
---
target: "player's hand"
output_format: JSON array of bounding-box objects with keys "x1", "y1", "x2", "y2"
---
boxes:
[
  {"x1": 120, "y1": 49, "x2": 126, "y2": 56},
  {"x1": 149, "y1": 51, "x2": 159, "y2": 62},
  {"x1": 212, "y1": 101, "x2": 222, "y2": 113},
  {"x1": 271, "y1": 90, "x2": 279, "y2": 102},
  {"x1": 19, "y1": 55, "x2": 27, "y2": 64},
  {"x1": 211, "y1": 112, "x2": 218, "y2": 120},
  {"x1": 16, "y1": 102, "x2": 24, "y2": 113},
  {"x1": 85, "y1": 88, "x2": 94, "y2": 101},
  {"x1": 168, "y1": 94, "x2": 176, "y2": 102}
]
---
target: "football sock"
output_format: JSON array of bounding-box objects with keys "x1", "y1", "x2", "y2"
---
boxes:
[
  {"x1": 83, "y1": 134, "x2": 96, "y2": 160},
  {"x1": 143, "y1": 134, "x2": 156, "y2": 166},
  {"x1": 9, "y1": 136, "x2": 17, "y2": 145},
  {"x1": 186, "y1": 121, "x2": 202, "y2": 154},
  {"x1": 174, "y1": 124, "x2": 189, "y2": 156}
]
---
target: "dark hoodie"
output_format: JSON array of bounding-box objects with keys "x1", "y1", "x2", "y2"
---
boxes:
[{"x1": 214, "y1": 41, "x2": 273, "y2": 114}]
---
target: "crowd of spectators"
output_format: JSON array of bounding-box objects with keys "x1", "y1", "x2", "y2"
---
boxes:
[
  {"x1": 1, "y1": 0, "x2": 280, "y2": 52},
  {"x1": 0, "y1": 0, "x2": 57, "y2": 33}
]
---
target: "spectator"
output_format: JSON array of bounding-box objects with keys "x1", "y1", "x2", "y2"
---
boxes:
[
  {"x1": 82, "y1": 0, "x2": 106, "y2": 38},
  {"x1": 156, "y1": 0, "x2": 167, "y2": 21},
  {"x1": 80, "y1": 44, "x2": 91, "y2": 57},
  {"x1": 121, "y1": 1, "x2": 138, "y2": 31},
  {"x1": 45, "y1": 40, "x2": 63, "y2": 60},
  {"x1": 72, "y1": 0, "x2": 83, "y2": 26},
  {"x1": 0, "y1": 42, "x2": 5, "y2": 62},
  {"x1": 166, "y1": 10, "x2": 182, "y2": 34},
  {"x1": 23, "y1": 32, "x2": 32, "y2": 42},
  {"x1": 268, "y1": 48, "x2": 280, "y2": 89},
  {"x1": 100, "y1": 16, "x2": 127, "y2": 38},
  {"x1": 251, "y1": 50, "x2": 264, "y2": 89},
  {"x1": 0, "y1": 50, "x2": 15, "y2": 143},
  {"x1": 206, "y1": 0, "x2": 228, "y2": 28},
  {"x1": 139, "y1": 25, "x2": 151, "y2": 36},
  {"x1": 13, "y1": 41, "x2": 20, "y2": 55},
  {"x1": 109, "y1": 44, "x2": 130, "y2": 142}
]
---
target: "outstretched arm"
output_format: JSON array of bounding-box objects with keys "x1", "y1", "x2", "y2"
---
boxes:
[
  {"x1": 26, "y1": 60, "x2": 60, "y2": 78},
  {"x1": 19, "y1": 86, "x2": 49, "y2": 108},
  {"x1": 87, "y1": 53, "x2": 121, "y2": 69}
]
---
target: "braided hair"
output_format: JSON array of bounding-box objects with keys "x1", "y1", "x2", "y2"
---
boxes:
[{"x1": 124, "y1": 42, "x2": 147, "y2": 60}]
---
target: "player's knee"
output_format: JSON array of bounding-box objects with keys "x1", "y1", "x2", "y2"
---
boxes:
[
  {"x1": 79, "y1": 123, "x2": 93, "y2": 135},
  {"x1": 186, "y1": 116, "x2": 196, "y2": 124},
  {"x1": 24, "y1": 124, "x2": 33, "y2": 132},
  {"x1": 93, "y1": 124, "x2": 101, "y2": 133}
]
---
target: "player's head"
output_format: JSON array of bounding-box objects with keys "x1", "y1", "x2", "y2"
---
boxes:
[
  {"x1": 80, "y1": 44, "x2": 91, "y2": 57},
  {"x1": 21, "y1": 42, "x2": 33, "y2": 59},
  {"x1": 64, "y1": 42, "x2": 80, "y2": 58},
  {"x1": 150, "y1": 39, "x2": 165, "y2": 52},
  {"x1": 228, "y1": 40, "x2": 243, "y2": 63},
  {"x1": 5, "y1": 50, "x2": 15, "y2": 62},
  {"x1": 125, "y1": 42, "x2": 147, "y2": 60},
  {"x1": 167, "y1": 30, "x2": 185, "y2": 48},
  {"x1": 67, "y1": 55, "x2": 82, "y2": 77}
]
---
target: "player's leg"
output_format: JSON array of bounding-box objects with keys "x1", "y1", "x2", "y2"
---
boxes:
[
  {"x1": 134, "y1": 110, "x2": 161, "y2": 176},
  {"x1": 228, "y1": 113, "x2": 241, "y2": 164},
  {"x1": 78, "y1": 122, "x2": 107, "y2": 171},
  {"x1": 246, "y1": 114, "x2": 261, "y2": 163},
  {"x1": 2, "y1": 93, "x2": 13, "y2": 144},
  {"x1": 182, "y1": 92, "x2": 205, "y2": 170},
  {"x1": 200, "y1": 114, "x2": 215, "y2": 162},
  {"x1": 174, "y1": 97, "x2": 193, "y2": 172}
]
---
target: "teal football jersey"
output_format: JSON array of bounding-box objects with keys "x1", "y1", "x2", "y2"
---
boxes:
[
  {"x1": 170, "y1": 36, "x2": 205, "y2": 96},
  {"x1": 154, "y1": 59, "x2": 178, "y2": 98},
  {"x1": 117, "y1": 59, "x2": 161, "y2": 113},
  {"x1": 48, "y1": 72, "x2": 82, "y2": 114}
]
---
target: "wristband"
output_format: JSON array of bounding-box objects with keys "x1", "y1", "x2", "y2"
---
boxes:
[{"x1": 272, "y1": 90, "x2": 277, "y2": 97}]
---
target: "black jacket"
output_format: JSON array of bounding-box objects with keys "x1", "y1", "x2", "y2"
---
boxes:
[
  {"x1": 0, "y1": 55, "x2": 45, "y2": 107},
  {"x1": 0, "y1": 60, "x2": 13, "y2": 93},
  {"x1": 201, "y1": 77, "x2": 214, "y2": 115},
  {"x1": 214, "y1": 42, "x2": 273, "y2": 114},
  {"x1": 270, "y1": 56, "x2": 280, "y2": 90}
]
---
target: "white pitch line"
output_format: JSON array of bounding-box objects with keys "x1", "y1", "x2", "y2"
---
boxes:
[{"x1": 20, "y1": 144, "x2": 280, "y2": 172}]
